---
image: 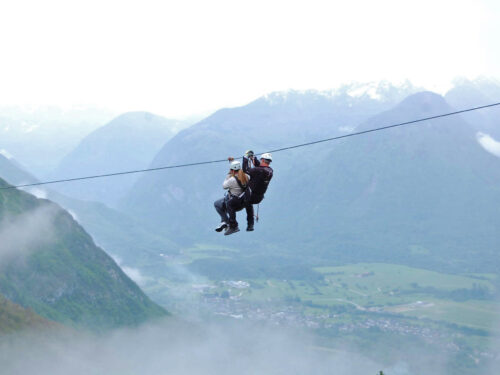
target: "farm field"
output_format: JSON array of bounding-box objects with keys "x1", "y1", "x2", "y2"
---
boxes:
[
  {"x1": 235, "y1": 264, "x2": 498, "y2": 330},
  {"x1": 140, "y1": 250, "x2": 500, "y2": 373},
  {"x1": 145, "y1": 251, "x2": 500, "y2": 333}
]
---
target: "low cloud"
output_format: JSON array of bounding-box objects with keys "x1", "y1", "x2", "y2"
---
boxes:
[
  {"x1": 67, "y1": 209, "x2": 79, "y2": 222},
  {"x1": 0, "y1": 319, "x2": 384, "y2": 375},
  {"x1": 477, "y1": 132, "x2": 500, "y2": 157},
  {"x1": 0, "y1": 205, "x2": 58, "y2": 263},
  {"x1": 111, "y1": 254, "x2": 150, "y2": 286},
  {"x1": 0, "y1": 149, "x2": 13, "y2": 159},
  {"x1": 24, "y1": 187, "x2": 48, "y2": 199},
  {"x1": 122, "y1": 266, "x2": 148, "y2": 286}
]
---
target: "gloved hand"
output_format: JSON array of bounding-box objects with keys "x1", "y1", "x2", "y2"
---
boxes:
[
  {"x1": 228, "y1": 156, "x2": 234, "y2": 162},
  {"x1": 244, "y1": 150, "x2": 254, "y2": 159}
]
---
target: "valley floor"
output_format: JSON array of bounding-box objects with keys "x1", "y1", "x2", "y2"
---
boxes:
[{"x1": 137, "y1": 247, "x2": 500, "y2": 373}]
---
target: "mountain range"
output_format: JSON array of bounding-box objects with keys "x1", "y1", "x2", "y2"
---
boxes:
[
  {"x1": 275, "y1": 91, "x2": 500, "y2": 272},
  {"x1": 2, "y1": 78, "x2": 499, "y2": 330},
  {"x1": 121, "y1": 81, "x2": 420, "y2": 239},
  {"x1": 445, "y1": 77, "x2": 500, "y2": 138},
  {"x1": 118, "y1": 79, "x2": 500, "y2": 276},
  {"x1": 50, "y1": 111, "x2": 183, "y2": 207},
  {"x1": 0, "y1": 106, "x2": 115, "y2": 176}
]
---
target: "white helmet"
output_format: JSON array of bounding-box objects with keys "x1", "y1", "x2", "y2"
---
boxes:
[
  {"x1": 230, "y1": 160, "x2": 241, "y2": 170},
  {"x1": 261, "y1": 153, "x2": 272, "y2": 162}
]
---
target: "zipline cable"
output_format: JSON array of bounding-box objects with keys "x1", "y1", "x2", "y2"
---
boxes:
[
  {"x1": 265, "y1": 101, "x2": 500, "y2": 154},
  {"x1": 2, "y1": 101, "x2": 500, "y2": 191}
]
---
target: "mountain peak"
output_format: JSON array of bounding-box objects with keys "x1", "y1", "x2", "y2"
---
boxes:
[
  {"x1": 260, "y1": 81, "x2": 420, "y2": 107},
  {"x1": 261, "y1": 89, "x2": 335, "y2": 106},
  {"x1": 101, "y1": 111, "x2": 179, "y2": 132},
  {"x1": 396, "y1": 91, "x2": 450, "y2": 114},
  {"x1": 50, "y1": 110, "x2": 180, "y2": 206}
]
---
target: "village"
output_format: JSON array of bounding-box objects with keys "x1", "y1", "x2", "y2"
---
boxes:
[{"x1": 194, "y1": 281, "x2": 454, "y2": 342}]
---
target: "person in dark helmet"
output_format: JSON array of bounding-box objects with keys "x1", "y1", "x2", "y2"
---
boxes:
[
  {"x1": 241, "y1": 150, "x2": 274, "y2": 232},
  {"x1": 213, "y1": 158, "x2": 251, "y2": 235}
]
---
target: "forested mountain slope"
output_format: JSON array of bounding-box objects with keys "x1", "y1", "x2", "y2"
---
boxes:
[
  {"x1": 0, "y1": 293, "x2": 57, "y2": 334},
  {"x1": 0, "y1": 154, "x2": 179, "y2": 272},
  {"x1": 0, "y1": 178, "x2": 167, "y2": 330}
]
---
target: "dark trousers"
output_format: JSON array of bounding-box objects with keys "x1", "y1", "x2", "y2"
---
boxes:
[{"x1": 226, "y1": 196, "x2": 254, "y2": 228}]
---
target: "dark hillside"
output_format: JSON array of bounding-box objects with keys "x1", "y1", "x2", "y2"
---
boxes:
[
  {"x1": 0, "y1": 154, "x2": 179, "y2": 273},
  {"x1": 0, "y1": 178, "x2": 167, "y2": 330},
  {"x1": 0, "y1": 293, "x2": 57, "y2": 334}
]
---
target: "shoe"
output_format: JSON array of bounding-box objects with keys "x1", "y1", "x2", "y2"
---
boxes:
[
  {"x1": 224, "y1": 226, "x2": 240, "y2": 236},
  {"x1": 246, "y1": 224, "x2": 254, "y2": 232},
  {"x1": 215, "y1": 222, "x2": 228, "y2": 232}
]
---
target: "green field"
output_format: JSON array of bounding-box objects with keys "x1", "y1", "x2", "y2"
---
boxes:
[
  {"x1": 146, "y1": 246, "x2": 500, "y2": 333},
  {"x1": 140, "y1": 254, "x2": 500, "y2": 375},
  {"x1": 208, "y1": 263, "x2": 498, "y2": 330}
]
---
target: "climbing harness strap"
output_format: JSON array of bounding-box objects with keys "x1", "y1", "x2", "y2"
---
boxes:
[{"x1": 248, "y1": 157, "x2": 260, "y2": 223}]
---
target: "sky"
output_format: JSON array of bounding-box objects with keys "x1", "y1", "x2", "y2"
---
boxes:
[{"x1": 0, "y1": 0, "x2": 499, "y2": 118}]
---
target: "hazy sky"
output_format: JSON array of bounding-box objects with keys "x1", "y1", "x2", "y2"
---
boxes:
[{"x1": 0, "y1": 0, "x2": 499, "y2": 118}]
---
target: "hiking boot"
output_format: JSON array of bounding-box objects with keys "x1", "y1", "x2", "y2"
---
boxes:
[
  {"x1": 224, "y1": 226, "x2": 240, "y2": 236},
  {"x1": 246, "y1": 224, "x2": 254, "y2": 232},
  {"x1": 215, "y1": 222, "x2": 228, "y2": 232}
]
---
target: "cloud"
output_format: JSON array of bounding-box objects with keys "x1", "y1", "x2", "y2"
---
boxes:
[
  {"x1": 0, "y1": 205, "x2": 58, "y2": 263},
  {"x1": 66, "y1": 209, "x2": 79, "y2": 222},
  {"x1": 24, "y1": 187, "x2": 48, "y2": 199},
  {"x1": 0, "y1": 149, "x2": 13, "y2": 159},
  {"x1": 111, "y1": 254, "x2": 150, "y2": 286},
  {"x1": 0, "y1": 319, "x2": 384, "y2": 375},
  {"x1": 477, "y1": 132, "x2": 500, "y2": 157},
  {"x1": 121, "y1": 266, "x2": 148, "y2": 286}
]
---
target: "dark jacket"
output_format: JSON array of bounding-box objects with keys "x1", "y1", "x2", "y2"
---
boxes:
[{"x1": 242, "y1": 156, "x2": 273, "y2": 203}]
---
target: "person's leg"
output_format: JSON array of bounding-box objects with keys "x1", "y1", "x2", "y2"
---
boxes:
[
  {"x1": 245, "y1": 203, "x2": 254, "y2": 231},
  {"x1": 226, "y1": 197, "x2": 241, "y2": 228},
  {"x1": 214, "y1": 197, "x2": 229, "y2": 223}
]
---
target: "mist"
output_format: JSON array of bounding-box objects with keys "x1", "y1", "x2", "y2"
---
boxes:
[
  {"x1": 0, "y1": 149, "x2": 13, "y2": 159},
  {"x1": 0, "y1": 205, "x2": 57, "y2": 263},
  {"x1": 0, "y1": 318, "x2": 391, "y2": 375},
  {"x1": 476, "y1": 132, "x2": 500, "y2": 157},
  {"x1": 111, "y1": 254, "x2": 150, "y2": 287}
]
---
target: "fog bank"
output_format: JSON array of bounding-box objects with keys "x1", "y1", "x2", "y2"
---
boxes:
[{"x1": 0, "y1": 319, "x2": 385, "y2": 375}]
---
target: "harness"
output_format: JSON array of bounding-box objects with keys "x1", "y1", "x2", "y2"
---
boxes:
[
  {"x1": 233, "y1": 175, "x2": 259, "y2": 222},
  {"x1": 232, "y1": 176, "x2": 252, "y2": 202}
]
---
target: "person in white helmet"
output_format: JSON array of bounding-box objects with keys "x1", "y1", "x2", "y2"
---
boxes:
[
  {"x1": 240, "y1": 150, "x2": 273, "y2": 232},
  {"x1": 214, "y1": 158, "x2": 251, "y2": 235}
]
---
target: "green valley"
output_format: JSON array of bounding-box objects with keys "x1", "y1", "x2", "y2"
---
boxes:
[
  {"x1": 139, "y1": 244, "x2": 499, "y2": 373},
  {"x1": 146, "y1": 251, "x2": 498, "y2": 333}
]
